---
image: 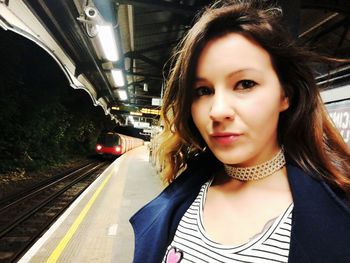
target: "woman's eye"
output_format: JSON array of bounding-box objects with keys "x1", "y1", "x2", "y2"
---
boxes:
[
  {"x1": 194, "y1": 86, "x2": 213, "y2": 97},
  {"x1": 236, "y1": 80, "x2": 257, "y2": 90}
]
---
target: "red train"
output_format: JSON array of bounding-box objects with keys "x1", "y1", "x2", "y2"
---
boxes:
[{"x1": 96, "y1": 131, "x2": 144, "y2": 156}]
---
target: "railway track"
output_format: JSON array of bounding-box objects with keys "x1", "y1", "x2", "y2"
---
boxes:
[{"x1": 0, "y1": 160, "x2": 110, "y2": 262}]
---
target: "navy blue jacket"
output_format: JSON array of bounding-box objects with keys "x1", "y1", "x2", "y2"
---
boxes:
[{"x1": 130, "y1": 154, "x2": 350, "y2": 263}]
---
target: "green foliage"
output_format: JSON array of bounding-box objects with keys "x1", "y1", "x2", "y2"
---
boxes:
[
  {"x1": 0, "y1": 29, "x2": 115, "y2": 174},
  {"x1": 0, "y1": 87, "x2": 112, "y2": 173}
]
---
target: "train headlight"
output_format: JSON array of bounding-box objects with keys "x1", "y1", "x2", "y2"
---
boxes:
[
  {"x1": 96, "y1": 145, "x2": 102, "y2": 150},
  {"x1": 115, "y1": 146, "x2": 121, "y2": 153}
]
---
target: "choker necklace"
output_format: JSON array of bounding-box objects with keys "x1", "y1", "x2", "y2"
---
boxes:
[{"x1": 224, "y1": 148, "x2": 286, "y2": 181}]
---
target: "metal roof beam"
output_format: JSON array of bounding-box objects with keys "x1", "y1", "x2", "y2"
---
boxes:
[
  {"x1": 337, "y1": 27, "x2": 349, "y2": 51},
  {"x1": 302, "y1": 0, "x2": 350, "y2": 13},
  {"x1": 309, "y1": 17, "x2": 349, "y2": 43},
  {"x1": 125, "y1": 71, "x2": 163, "y2": 80},
  {"x1": 125, "y1": 51, "x2": 162, "y2": 69},
  {"x1": 129, "y1": 94, "x2": 161, "y2": 98},
  {"x1": 22, "y1": 0, "x2": 116, "y2": 103},
  {"x1": 134, "y1": 39, "x2": 180, "y2": 54},
  {"x1": 115, "y1": 0, "x2": 198, "y2": 15},
  {"x1": 127, "y1": 79, "x2": 146, "y2": 87}
]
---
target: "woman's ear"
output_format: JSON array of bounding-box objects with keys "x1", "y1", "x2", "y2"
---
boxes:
[
  {"x1": 280, "y1": 96, "x2": 289, "y2": 112},
  {"x1": 279, "y1": 95, "x2": 290, "y2": 112}
]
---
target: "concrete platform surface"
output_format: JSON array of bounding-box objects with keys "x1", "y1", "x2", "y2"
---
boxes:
[{"x1": 18, "y1": 146, "x2": 163, "y2": 263}]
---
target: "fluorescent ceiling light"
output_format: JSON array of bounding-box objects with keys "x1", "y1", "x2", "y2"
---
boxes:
[
  {"x1": 111, "y1": 69, "x2": 125, "y2": 87},
  {"x1": 118, "y1": 89, "x2": 128, "y2": 101},
  {"x1": 130, "y1": 111, "x2": 143, "y2": 116},
  {"x1": 97, "y1": 24, "x2": 119, "y2": 61},
  {"x1": 143, "y1": 83, "x2": 148, "y2": 92}
]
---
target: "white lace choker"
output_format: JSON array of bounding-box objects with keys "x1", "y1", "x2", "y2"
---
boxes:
[{"x1": 223, "y1": 148, "x2": 286, "y2": 181}]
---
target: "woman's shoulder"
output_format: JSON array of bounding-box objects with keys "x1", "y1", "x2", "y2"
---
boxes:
[
  {"x1": 130, "y1": 152, "x2": 220, "y2": 221},
  {"x1": 166, "y1": 152, "x2": 221, "y2": 193},
  {"x1": 286, "y1": 163, "x2": 350, "y2": 215}
]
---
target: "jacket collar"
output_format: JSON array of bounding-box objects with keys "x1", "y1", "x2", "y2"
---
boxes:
[
  {"x1": 287, "y1": 165, "x2": 350, "y2": 263},
  {"x1": 130, "y1": 153, "x2": 216, "y2": 238},
  {"x1": 130, "y1": 163, "x2": 350, "y2": 263}
]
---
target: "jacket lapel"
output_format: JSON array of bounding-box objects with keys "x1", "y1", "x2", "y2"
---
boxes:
[
  {"x1": 287, "y1": 165, "x2": 350, "y2": 263},
  {"x1": 129, "y1": 174, "x2": 206, "y2": 263},
  {"x1": 131, "y1": 162, "x2": 350, "y2": 263},
  {"x1": 130, "y1": 153, "x2": 218, "y2": 263}
]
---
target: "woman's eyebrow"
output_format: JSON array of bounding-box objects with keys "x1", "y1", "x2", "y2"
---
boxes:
[
  {"x1": 226, "y1": 68, "x2": 262, "y2": 78},
  {"x1": 194, "y1": 68, "x2": 261, "y2": 82}
]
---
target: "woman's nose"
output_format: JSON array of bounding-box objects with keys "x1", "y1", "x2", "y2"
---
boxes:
[{"x1": 209, "y1": 92, "x2": 235, "y2": 121}]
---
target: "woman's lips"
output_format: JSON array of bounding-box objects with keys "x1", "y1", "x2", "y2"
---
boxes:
[{"x1": 210, "y1": 132, "x2": 241, "y2": 145}]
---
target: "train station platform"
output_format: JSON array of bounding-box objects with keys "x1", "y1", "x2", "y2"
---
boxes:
[{"x1": 18, "y1": 146, "x2": 164, "y2": 263}]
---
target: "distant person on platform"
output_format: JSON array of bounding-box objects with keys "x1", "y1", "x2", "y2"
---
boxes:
[{"x1": 130, "y1": 1, "x2": 350, "y2": 262}]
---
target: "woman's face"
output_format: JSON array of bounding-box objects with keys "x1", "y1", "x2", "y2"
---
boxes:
[{"x1": 191, "y1": 33, "x2": 289, "y2": 166}]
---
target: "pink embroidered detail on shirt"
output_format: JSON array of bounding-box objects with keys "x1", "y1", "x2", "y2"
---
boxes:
[{"x1": 166, "y1": 247, "x2": 183, "y2": 263}]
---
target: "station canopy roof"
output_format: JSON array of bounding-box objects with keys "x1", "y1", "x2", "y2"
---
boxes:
[{"x1": 3, "y1": 0, "x2": 350, "y2": 124}]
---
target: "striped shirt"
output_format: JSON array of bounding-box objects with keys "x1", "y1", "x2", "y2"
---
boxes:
[{"x1": 162, "y1": 179, "x2": 293, "y2": 263}]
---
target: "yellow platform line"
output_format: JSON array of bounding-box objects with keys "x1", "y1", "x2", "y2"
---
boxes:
[{"x1": 46, "y1": 170, "x2": 114, "y2": 263}]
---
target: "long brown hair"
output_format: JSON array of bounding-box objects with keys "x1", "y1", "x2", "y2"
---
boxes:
[{"x1": 157, "y1": 0, "x2": 350, "y2": 196}]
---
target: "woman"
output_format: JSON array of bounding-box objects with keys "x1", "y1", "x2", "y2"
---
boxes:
[{"x1": 130, "y1": 1, "x2": 350, "y2": 262}]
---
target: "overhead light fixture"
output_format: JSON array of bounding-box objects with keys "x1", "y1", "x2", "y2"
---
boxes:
[
  {"x1": 118, "y1": 89, "x2": 128, "y2": 100},
  {"x1": 141, "y1": 108, "x2": 161, "y2": 115},
  {"x1": 97, "y1": 24, "x2": 119, "y2": 61},
  {"x1": 111, "y1": 69, "x2": 125, "y2": 87},
  {"x1": 143, "y1": 83, "x2": 148, "y2": 92},
  {"x1": 130, "y1": 111, "x2": 143, "y2": 116}
]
